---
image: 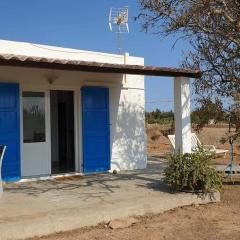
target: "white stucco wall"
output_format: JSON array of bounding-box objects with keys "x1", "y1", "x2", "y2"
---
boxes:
[
  {"x1": 0, "y1": 39, "x2": 143, "y2": 65},
  {"x1": 0, "y1": 40, "x2": 146, "y2": 176}
]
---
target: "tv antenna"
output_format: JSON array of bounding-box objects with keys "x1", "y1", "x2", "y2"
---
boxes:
[{"x1": 109, "y1": 6, "x2": 129, "y2": 54}]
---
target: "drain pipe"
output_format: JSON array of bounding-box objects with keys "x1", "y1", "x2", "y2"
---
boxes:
[{"x1": 123, "y1": 52, "x2": 129, "y2": 85}]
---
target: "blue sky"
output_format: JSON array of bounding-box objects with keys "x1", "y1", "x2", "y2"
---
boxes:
[{"x1": 0, "y1": 0, "x2": 190, "y2": 111}]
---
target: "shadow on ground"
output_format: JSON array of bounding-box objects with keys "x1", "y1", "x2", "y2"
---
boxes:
[{"x1": 4, "y1": 158, "x2": 169, "y2": 199}]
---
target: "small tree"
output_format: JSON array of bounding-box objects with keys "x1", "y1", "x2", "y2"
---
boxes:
[
  {"x1": 138, "y1": 0, "x2": 240, "y2": 134},
  {"x1": 192, "y1": 98, "x2": 226, "y2": 130}
]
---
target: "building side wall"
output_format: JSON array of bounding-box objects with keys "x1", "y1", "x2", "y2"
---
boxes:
[
  {"x1": 0, "y1": 65, "x2": 146, "y2": 176},
  {"x1": 110, "y1": 86, "x2": 146, "y2": 171}
]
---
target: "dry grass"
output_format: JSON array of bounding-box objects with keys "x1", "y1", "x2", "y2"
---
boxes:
[{"x1": 147, "y1": 124, "x2": 240, "y2": 165}]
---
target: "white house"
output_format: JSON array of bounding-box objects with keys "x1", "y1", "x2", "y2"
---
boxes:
[{"x1": 0, "y1": 40, "x2": 200, "y2": 182}]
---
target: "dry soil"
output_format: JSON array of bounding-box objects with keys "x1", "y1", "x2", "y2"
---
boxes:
[{"x1": 30, "y1": 184, "x2": 240, "y2": 240}]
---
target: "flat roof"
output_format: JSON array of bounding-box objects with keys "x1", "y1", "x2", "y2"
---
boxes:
[{"x1": 0, "y1": 53, "x2": 201, "y2": 78}]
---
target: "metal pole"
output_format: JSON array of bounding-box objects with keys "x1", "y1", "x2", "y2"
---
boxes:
[{"x1": 228, "y1": 137, "x2": 234, "y2": 176}]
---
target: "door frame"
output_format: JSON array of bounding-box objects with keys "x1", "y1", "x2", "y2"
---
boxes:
[
  {"x1": 20, "y1": 85, "x2": 80, "y2": 177},
  {"x1": 48, "y1": 86, "x2": 80, "y2": 174},
  {"x1": 20, "y1": 87, "x2": 51, "y2": 176}
]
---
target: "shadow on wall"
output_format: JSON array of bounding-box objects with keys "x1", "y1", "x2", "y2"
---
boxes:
[
  {"x1": 110, "y1": 86, "x2": 147, "y2": 171},
  {"x1": 181, "y1": 83, "x2": 191, "y2": 151}
]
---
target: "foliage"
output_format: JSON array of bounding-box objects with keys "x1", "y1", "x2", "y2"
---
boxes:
[
  {"x1": 145, "y1": 106, "x2": 228, "y2": 128},
  {"x1": 191, "y1": 98, "x2": 227, "y2": 130},
  {"x1": 145, "y1": 109, "x2": 174, "y2": 124},
  {"x1": 230, "y1": 93, "x2": 240, "y2": 133},
  {"x1": 138, "y1": 0, "x2": 240, "y2": 135},
  {"x1": 164, "y1": 151, "x2": 222, "y2": 195}
]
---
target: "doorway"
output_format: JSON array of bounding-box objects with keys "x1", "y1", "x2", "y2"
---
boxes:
[{"x1": 50, "y1": 90, "x2": 75, "y2": 174}]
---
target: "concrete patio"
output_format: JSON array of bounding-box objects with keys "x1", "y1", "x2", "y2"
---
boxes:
[{"x1": 0, "y1": 158, "x2": 219, "y2": 240}]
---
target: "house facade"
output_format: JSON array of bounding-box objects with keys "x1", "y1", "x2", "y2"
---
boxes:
[{"x1": 0, "y1": 40, "x2": 146, "y2": 181}]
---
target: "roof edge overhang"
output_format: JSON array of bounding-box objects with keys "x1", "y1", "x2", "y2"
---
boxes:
[{"x1": 0, "y1": 54, "x2": 202, "y2": 78}]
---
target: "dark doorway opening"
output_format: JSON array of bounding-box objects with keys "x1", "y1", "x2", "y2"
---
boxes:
[{"x1": 50, "y1": 90, "x2": 75, "y2": 174}]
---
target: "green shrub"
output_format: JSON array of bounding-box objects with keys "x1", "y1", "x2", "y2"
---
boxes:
[{"x1": 164, "y1": 151, "x2": 222, "y2": 195}]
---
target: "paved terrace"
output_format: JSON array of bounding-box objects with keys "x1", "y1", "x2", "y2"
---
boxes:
[{"x1": 0, "y1": 158, "x2": 219, "y2": 240}]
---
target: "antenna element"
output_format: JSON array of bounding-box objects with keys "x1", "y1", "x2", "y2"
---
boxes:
[{"x1": 109, "y1": 7, "x2": 130, "y2": 53}]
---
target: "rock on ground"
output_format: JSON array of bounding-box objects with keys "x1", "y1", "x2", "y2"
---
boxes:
[{"x1": 108, "y1": 217, "x2": 138, "y2": 229}]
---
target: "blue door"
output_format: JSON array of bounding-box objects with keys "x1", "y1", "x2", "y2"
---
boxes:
[
  {"x1": 82, "y1": 87, "x2": 110, "y2": 173},
  {"x1": 0, "y1": 83, "x2": 20, "y2": 181}
]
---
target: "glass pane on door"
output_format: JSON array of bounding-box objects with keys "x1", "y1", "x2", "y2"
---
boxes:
[{"x1": 22, "y1": 92, "x2": 46, "y2": 143}]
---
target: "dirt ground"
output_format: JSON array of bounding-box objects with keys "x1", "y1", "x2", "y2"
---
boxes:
[
  {"x1": 147, "y1": 124, "x2": 240, "y2": 165},
  {"x1": 30, "y1": 184, "x2": 240, "y2": 240}
]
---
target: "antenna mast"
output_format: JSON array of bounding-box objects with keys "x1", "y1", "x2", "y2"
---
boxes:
[{"x1": 109, "y1": 6, "x2": 129, "y2": 54}]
